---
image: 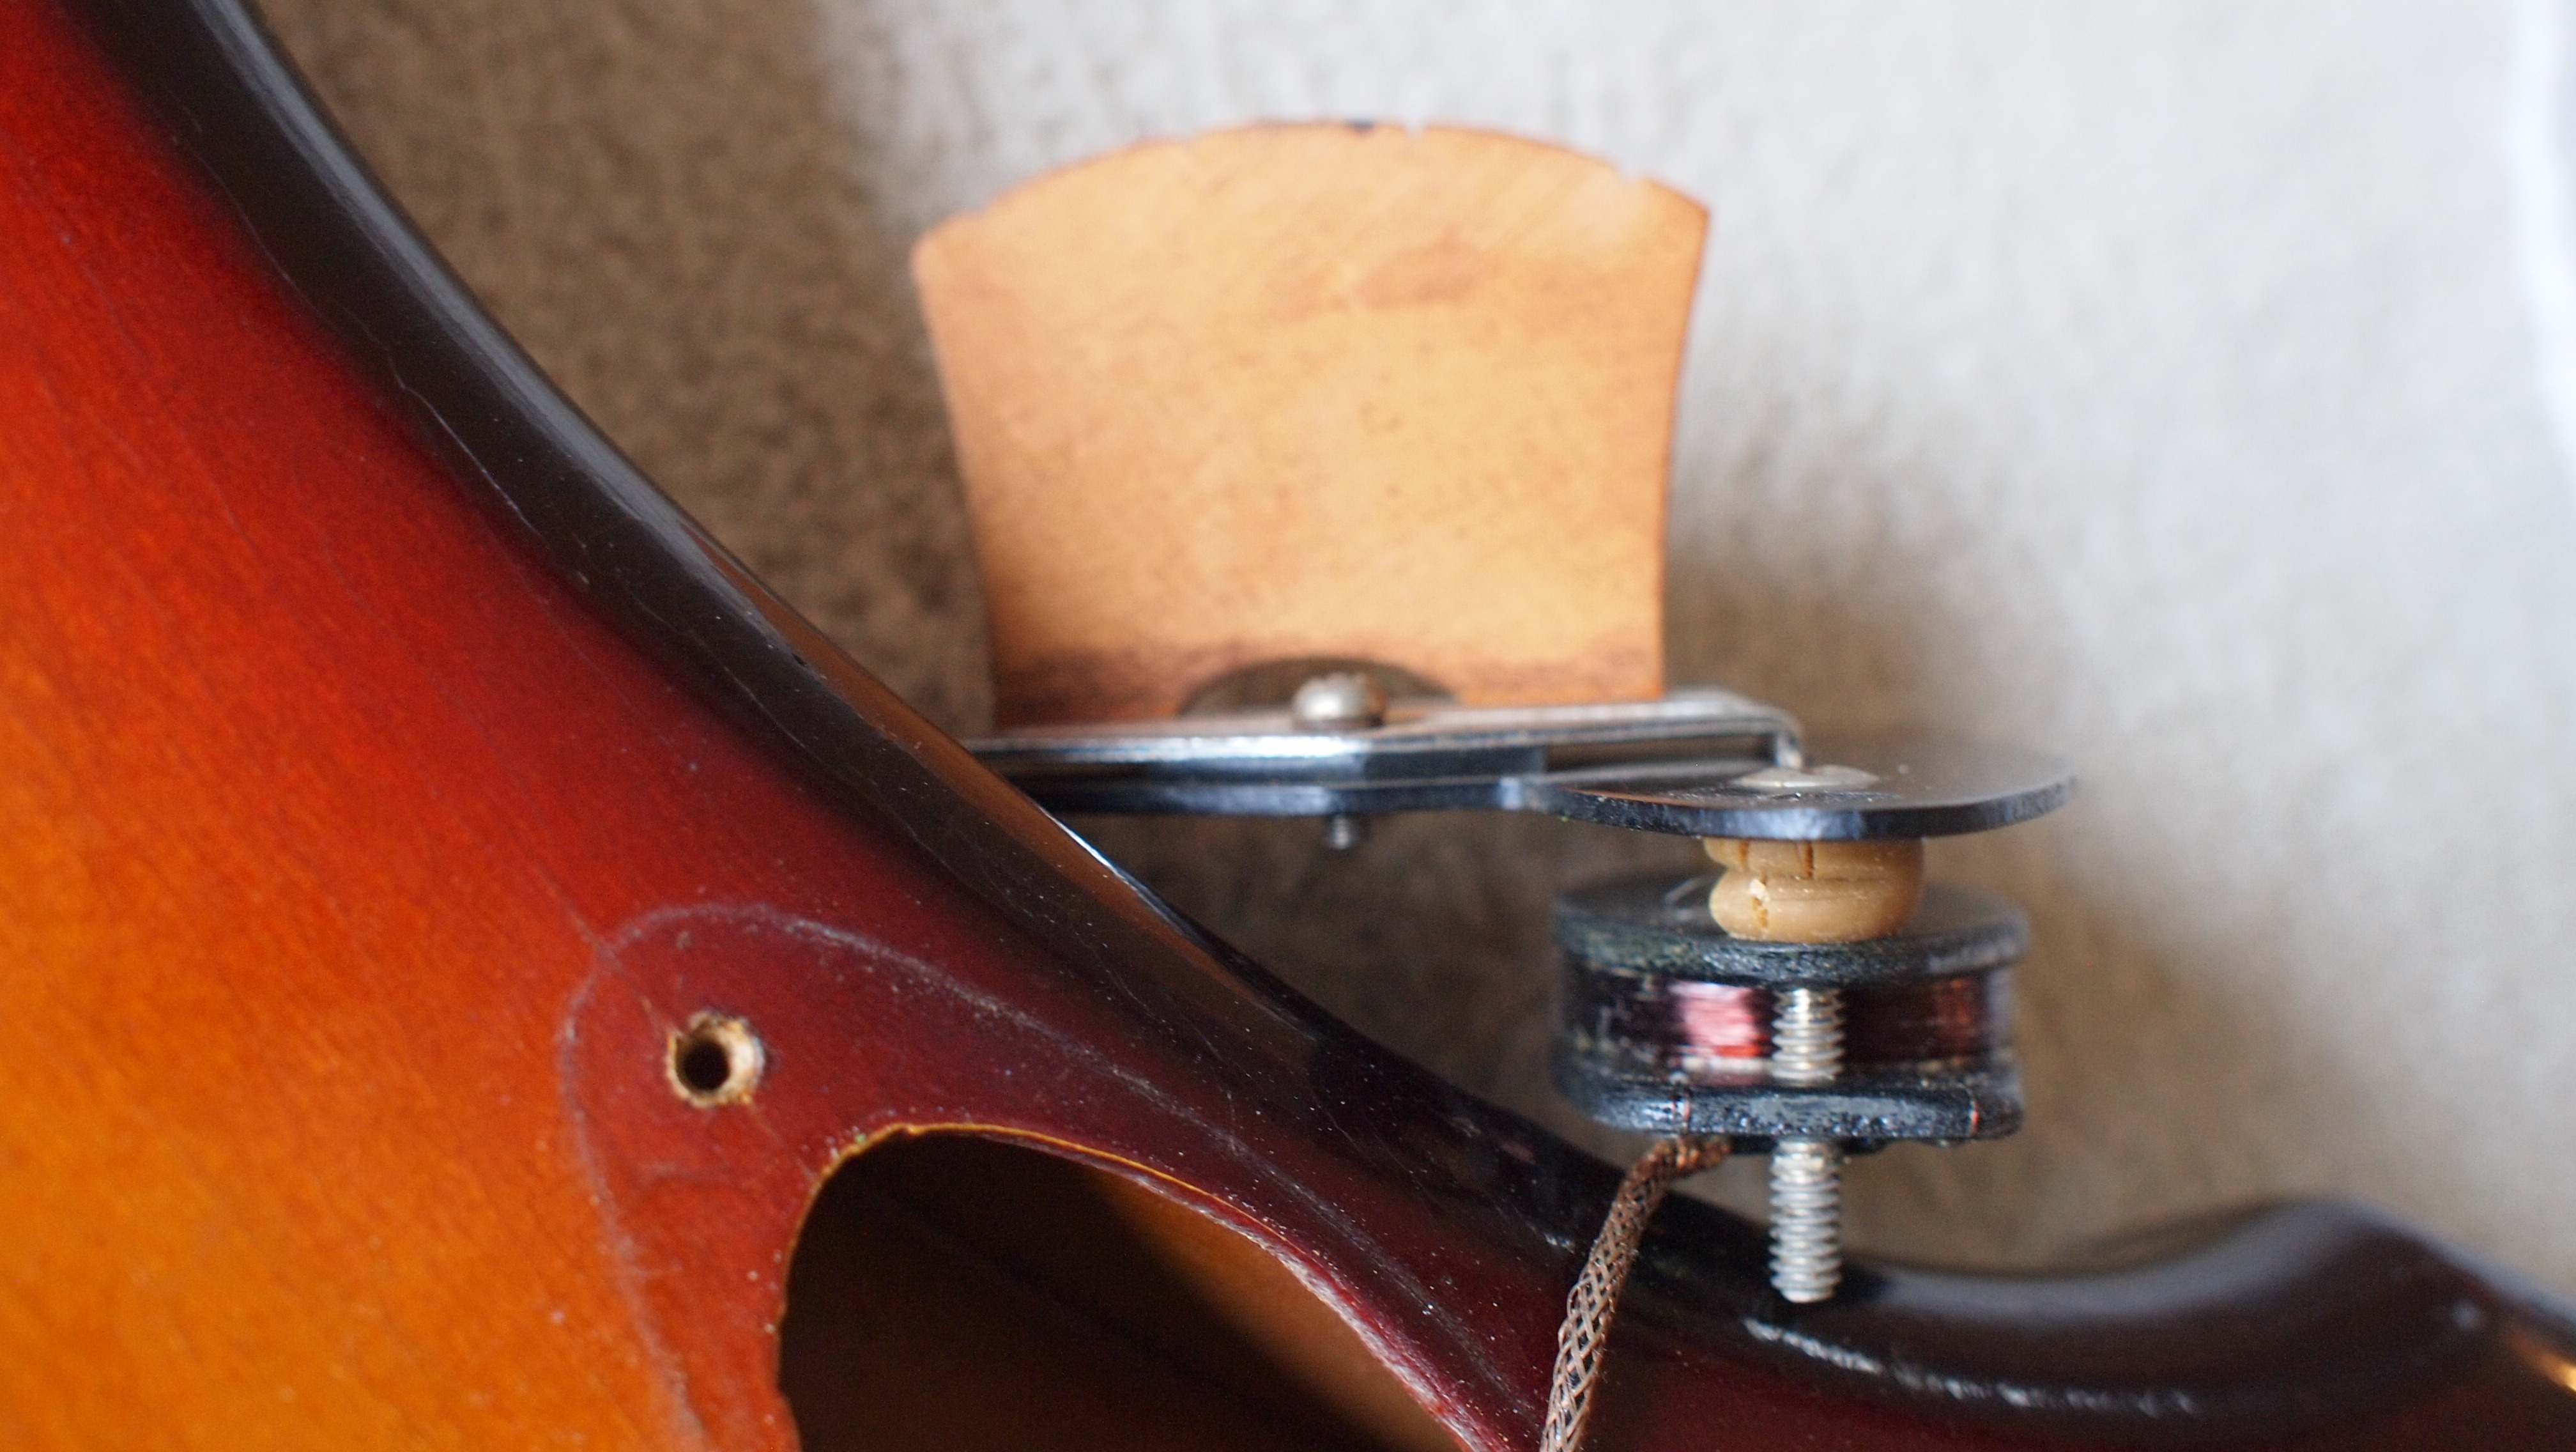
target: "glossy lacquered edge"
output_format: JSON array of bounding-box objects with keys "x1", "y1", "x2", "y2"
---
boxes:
[
  {"x1": 77, "y1": 0, "x2": 1289, "y2": 1026},
  {"x1": 68, "y1": 3, "x2": 2576, "y2": 1447}
]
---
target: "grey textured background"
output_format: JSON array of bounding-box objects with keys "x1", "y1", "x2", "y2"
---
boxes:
[{"x1": 263, "y1": 1, "x2": 2576, "y2": 1293}]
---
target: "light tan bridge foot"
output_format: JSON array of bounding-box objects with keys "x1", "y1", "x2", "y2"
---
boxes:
[{"x1": 1702, "y1": 837, "x2": 1926, "y2": 944}]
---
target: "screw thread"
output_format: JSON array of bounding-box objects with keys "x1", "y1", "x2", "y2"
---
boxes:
[
  {"x1": 1768, "y1": 986, "x2": 1846, "y2": 1303},
  {"x1": 1770, "y1": 985, "x2": 1844, "y2": 1084},
  {"x1": 1768, "y1": 1138, "x2": 1844, "y2": 1302}
]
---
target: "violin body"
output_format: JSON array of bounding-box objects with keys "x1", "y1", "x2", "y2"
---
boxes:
[{"x1": 3, "y1": 2, "x2": 2573, "y2": 1447}]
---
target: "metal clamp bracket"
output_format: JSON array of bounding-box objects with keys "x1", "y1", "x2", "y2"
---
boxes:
[{"x1": 969, "y1": 688, "x2": 2071, "y2": 840}]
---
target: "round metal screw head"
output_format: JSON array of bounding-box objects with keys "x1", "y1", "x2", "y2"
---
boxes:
[
  {"x1": 1731, "y1": 762, "x2": 1880, "y2": 794},
  {"x1": 1293, "y1": 674, "x2": 1385, "y2": 848},
  {"x1": 1289, "y1": 672, "x2": 1389, "y2": 730}
]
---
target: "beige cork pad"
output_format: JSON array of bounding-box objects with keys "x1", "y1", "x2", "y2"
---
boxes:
[{"x1": 914, "y1": 124, "x2": 1706, "y2": 726}]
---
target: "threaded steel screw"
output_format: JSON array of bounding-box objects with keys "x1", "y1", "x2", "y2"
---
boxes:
[{"x1": 1768, "y1": 985, "x2": 1845, "y2": 1303}]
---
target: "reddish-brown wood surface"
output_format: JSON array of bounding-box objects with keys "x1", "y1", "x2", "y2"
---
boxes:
[
  {"x1": 8, "y1": 3, "x2": 2576, "y2": 1448},
  {"x1": 0, "y1": 5, "x2": 1578, "y2": 1444},
  {"x1": 2, "y1": 3, "x2": 835, "y2": 1437}
]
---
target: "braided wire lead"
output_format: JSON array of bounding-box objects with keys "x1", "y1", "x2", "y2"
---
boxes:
[{"x1": 1542, "y1": 1136, "x2": 1731, "y2": 1452}]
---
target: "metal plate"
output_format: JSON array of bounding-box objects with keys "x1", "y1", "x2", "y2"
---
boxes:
[
  {"x1": 1529, "y1": 734, "x2": 2073, "y2": 840},
  {"x1": 972, "y1": 688, "x2": 1796, "y2": 775},
  {"x1": 1556, "y1": 874, "x2": 2028, "y2": 987},
  {"x1": 973, "y1": 691, "x2": 2073, "y2": 841}
]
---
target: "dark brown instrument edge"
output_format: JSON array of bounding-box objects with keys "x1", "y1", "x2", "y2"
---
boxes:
[{"x1": 72, "y1": 1, "x2": 2576, "y2": 1445}]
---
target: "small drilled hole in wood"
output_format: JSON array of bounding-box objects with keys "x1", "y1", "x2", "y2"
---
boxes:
[{"x1": 668, "y1": 1012, "x2": 763, "y2": 1107}]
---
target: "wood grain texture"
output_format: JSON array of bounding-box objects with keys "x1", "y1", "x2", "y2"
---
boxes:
[
  {"x1": 9, "y1": 3, "x2": 2576, "y2": 1448},
  {"x1": 0, "y1": 6, "x2": 828, "y2": 1440},
  {"x1": 915, "y1": 125, "x2": 1703, "y2": 724},
  {"x1": 0, "y1": 10, "x2": 1648, "y2": 1446}
]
